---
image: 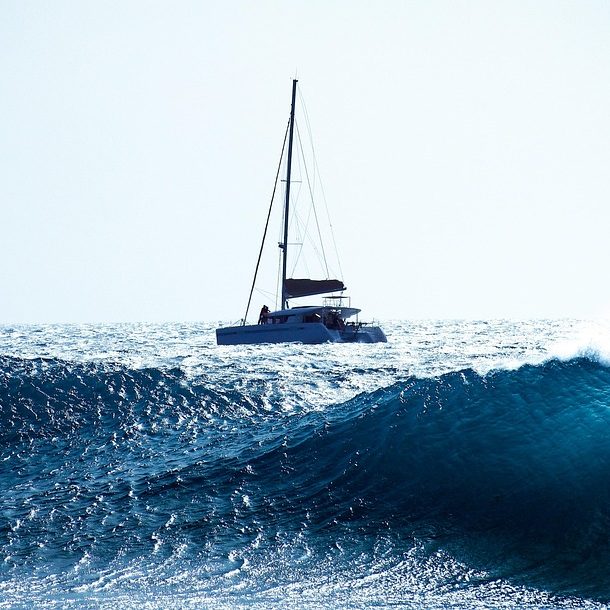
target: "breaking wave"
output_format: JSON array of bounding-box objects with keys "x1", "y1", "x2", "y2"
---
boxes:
[{"x1": 2, "y1": 353, "x2": 610, "y2": 605}]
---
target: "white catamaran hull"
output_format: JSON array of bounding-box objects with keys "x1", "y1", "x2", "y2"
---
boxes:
[{"x1": 216, "y1": 322, "x2": 386, "y2": 345}]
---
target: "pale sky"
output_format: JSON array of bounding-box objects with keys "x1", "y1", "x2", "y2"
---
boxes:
[{"x1": 2, "y1": 1, "x2": 610, "y2": 323}]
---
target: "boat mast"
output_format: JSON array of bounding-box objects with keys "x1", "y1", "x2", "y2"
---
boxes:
[{"x1": 280, "y1": 78, "x2": 298, "y2": 310}]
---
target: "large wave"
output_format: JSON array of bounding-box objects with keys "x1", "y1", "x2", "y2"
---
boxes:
[
  {"x1": 2, "y1": 354, "x2": 610, "y2": 601},
  {"x1": 213, "y1": 356, "x2": 608, "y2": 594}
]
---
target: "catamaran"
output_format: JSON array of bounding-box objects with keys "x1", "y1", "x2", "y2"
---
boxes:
[{"x1": 216, "y1": 80, "x2": 386, "y2": 345}]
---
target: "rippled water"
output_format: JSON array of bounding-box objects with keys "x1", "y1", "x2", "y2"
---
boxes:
[{"x1": 1, "y1": 319, "x2": 609, "y2": 609}]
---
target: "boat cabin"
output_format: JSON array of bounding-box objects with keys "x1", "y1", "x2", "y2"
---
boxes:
[{"x1": 263, "y1": 303, "x2": 361, "y2": 330}]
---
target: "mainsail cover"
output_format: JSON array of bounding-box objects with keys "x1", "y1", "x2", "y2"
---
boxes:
[{"x1": 284, "y1": 278, "x2": 346, "y2": 299}]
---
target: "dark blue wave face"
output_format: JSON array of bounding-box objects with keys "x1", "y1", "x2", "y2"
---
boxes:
[
  {"x1": 239, "y1": 357, "x2": 610, "y2": 599},
  {"x1": 342, "y1": 359, "x2": 610, "y2": 598},
  {"x1": 2, "y1": 354, "x2": 610, "y2": 604}
]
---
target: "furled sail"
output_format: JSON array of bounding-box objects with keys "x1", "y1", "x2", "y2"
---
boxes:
[{"x1": 284, "y1": 278, "x2": 346, "y2": 299}]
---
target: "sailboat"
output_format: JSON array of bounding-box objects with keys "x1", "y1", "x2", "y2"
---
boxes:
[{"x1": 216, "y1": 80, "x2": 386, "y2": 345}]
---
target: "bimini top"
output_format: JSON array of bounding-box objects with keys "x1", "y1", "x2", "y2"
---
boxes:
[{"x1": 284, "y1": 278, "x2": 346, "y2": 299}]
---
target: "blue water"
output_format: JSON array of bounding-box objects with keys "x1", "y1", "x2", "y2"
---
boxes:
[{"x1": 1, "y1": 320, "x2": 610, "y2": 609}]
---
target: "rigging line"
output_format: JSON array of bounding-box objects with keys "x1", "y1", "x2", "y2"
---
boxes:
[
  {"x1": 290, "y1": 100, "x2": 325, "y2": 277},
  {"x1": 290, "y1": 202, "x2": 325, "y2": 278},
  {"x1": 282, "y1": 183, "x2": 306, "y2": 275},
  {"x1": 254, "y1": 287, "x2": 277, "y2": 300},
  {"x1": 283, "y1": 133, "x2": 310, "y2": 277},
  {"x1": 287, "y1": 163, "x2": 308, "y2": 274},
  {"x1": 275, "y1": 244, "x2": 282, "y2": 311},
  {"x1": 286, "y1": 152, "x2": 304, "y2": 247},
  {"x1": 242, "y1": 118, "x2": 290, "y2": 325},
  {"x1": 298, "y1": 87, "x2": 343, "y2": 280},
  {"x1": 297, "y1": 88, "x2": 317, "y2": 194},
  {"x1": 316, "y1": 158, "x2": 344, "y2": 281},
  {"x1": 288, "y1": 130, "x2": 320, "y2": 277},
  {"x1": 295, "y1": 120, "x2": 330, "y2": 278}
]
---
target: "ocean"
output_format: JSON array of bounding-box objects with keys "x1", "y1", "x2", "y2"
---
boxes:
[{"x1": 1, "y1": 319, "x2": 610, "y2": 609}]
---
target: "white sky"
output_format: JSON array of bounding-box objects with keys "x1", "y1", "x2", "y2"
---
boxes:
[{"x1": 2, "y1": 1, "x2": 610, "y2": 323}]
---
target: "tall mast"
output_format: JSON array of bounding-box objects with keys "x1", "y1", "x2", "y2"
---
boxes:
[{"x1": 281, "y1": 79, "x2": 298, "y2": 310}]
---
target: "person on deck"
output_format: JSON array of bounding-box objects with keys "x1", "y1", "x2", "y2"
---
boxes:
[{"x1": 258, "y1": 305, "x2": 270, "y2": 324}]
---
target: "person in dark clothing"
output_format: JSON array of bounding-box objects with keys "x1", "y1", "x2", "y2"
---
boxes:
[{"x1": 258, "y1": 305, "x2": 270, "y2": 324}]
